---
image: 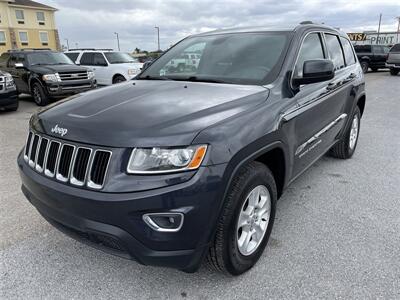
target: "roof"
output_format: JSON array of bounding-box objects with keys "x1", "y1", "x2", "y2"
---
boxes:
[{"x1": 9, "y1": 0, "x2": 57, "y2": 10}]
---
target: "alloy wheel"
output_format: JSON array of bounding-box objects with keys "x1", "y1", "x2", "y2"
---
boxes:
[{"x1": 236, "y1": 185, "x2": 271, "y2": 256}]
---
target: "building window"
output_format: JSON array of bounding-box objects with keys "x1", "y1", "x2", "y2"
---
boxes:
[
  {"x1": 15, "y1": 10, "x2": 25, "y2": 24},
  {"x1": 0, "y1": 31, "x2": 6, "y2": 46},
  {"x1": 39, "y1": 31, "x2": 49, "y2": 46},
  {"x1": 36, "y1": 11, "x2": 45, "y2": 25},
  {"x1": 18, "y1": 31, "x2": 29, "y2": 46}
]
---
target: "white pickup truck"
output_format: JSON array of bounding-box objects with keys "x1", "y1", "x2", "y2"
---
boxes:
[{"x1": 65, "y1": 49, "x2": 143, "y2": 85}]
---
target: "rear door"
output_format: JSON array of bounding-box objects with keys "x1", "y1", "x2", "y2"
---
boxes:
[{"x1": 371, "y1": 45, "x2": 387, "y2": 67}]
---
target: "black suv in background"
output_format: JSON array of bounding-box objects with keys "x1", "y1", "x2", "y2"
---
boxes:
[
  {"x1": 386, "y1": 44, "x2": 400, "y2": 75},
  {"x1": 354, "y1": 44, "x2": 390, "y2": 73},
  {"x1": 0, "y1": 50, "x2": 97, "y2": 106},
  {"x1": 18, "y1": 23, "x2": 365, "y2": 275}
]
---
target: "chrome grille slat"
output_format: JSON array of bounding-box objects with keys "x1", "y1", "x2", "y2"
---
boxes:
[{"x1": 23, "y1": 132, "x2": 111, "y2": 190}]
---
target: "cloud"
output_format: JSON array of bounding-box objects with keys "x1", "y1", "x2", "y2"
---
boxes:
[{"x1": 39, "y1": 0, "x2": 400, "y2": 51}]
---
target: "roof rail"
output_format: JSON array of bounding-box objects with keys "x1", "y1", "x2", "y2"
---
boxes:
[
  {"x1": 67, "y1": 48, "x2": 114, "y2": 51},
  {"x1": 300, "y1": 21, "x2": 313, "y2": 25}
]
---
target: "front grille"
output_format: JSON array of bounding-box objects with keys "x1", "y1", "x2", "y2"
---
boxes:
[
  {"x1": 58, "y1": 71, "x2": 89, "y2": 82},
  {"x1": 24, "y1": 132, "x2": 112, "y2": 189}
]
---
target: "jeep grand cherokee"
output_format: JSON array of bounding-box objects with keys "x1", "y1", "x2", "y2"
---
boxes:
[{"x1": 18, "y1": 23, "x2": 365, "y2": 275}]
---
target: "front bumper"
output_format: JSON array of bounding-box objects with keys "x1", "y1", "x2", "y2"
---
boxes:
[
  {"x1": 18, "y1": 152, "x2": 227, "y2": 271},
  {"x1": 45, "y1": 80, "x2": 97, "y2": 97},
  {"x1": 0, "y1": 89, "x2": 18, "y2": 108}
]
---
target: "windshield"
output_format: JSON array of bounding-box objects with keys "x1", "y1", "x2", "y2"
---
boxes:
[
  {"x1": 27, "y1": 52, "x2": 74, "y2": 65},
  {"x1": 139, "y1": 32, "x2": 291, "y2": 85},
  {"x1": 104, "y1": 52, "x2": 138, "y2": 64}
]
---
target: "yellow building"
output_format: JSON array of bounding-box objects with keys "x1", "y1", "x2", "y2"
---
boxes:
[{"x1": 0, "y1": 0, "x2": 61, "y2": 54}]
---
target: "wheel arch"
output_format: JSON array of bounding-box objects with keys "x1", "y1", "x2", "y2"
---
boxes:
[
  {"x1": 356, "y1": 94, "x2": 366, "y2": 117},
  {"x1": 112, "y1": 73, "x2": 127, "y2": 83}
]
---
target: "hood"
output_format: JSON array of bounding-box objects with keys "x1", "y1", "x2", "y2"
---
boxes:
[
  {"x1": 32, "y1": 80, "x2": 269, "y2": 147},
  {"x1": 30, "y1": 64, "x2": 89, "y2": 74}
]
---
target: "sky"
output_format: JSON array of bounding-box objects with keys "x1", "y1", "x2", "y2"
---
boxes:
[{"x1": 39, "y1": 0, "x2": 400, "y2": 52}]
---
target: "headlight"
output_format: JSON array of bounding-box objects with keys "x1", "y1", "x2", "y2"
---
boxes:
[
  {"x1": 42, "y1": 73, "x2": 60, "y2": 82},
  {"x1": 88, "y1": 71, "x2": 95, "y2": 79},
  {"x1": 5, "y1": 74, "x2": 15, "y2": 89},
  {"x1": 127, "y1": 145, "x2": 207, "y2": 174},
  {"x1": 128, "y1": 69, "x2": 140, "y2": 76}
]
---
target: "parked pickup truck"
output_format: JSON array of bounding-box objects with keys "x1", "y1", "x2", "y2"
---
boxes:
[
  {"x1": 354, "y1": 44, "x2": 390, "y2": 73},
  {"x1": 0, "y1": 49, "x2": 97, "y2": 106},
  {"x1": 386, "y1": 43, "x2": 400, "y2": 75},
  {"x1": 18, "y1": 22, "x2": 365, "y2": 275}
]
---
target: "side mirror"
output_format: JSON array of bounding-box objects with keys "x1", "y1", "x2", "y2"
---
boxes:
[
  {"x1": 143, "y1": 60, "x2": 153, "y2": 70},
  {"x1": 293, "y1": 59, "x2": 334, "y2": 85},
  {"x1": 15, "y1": 62, "x2": 25, "y2": 69}
]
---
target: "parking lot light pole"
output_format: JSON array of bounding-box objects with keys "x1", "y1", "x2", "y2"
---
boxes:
[
  {"x1": 114, "y1": 32, "x2": 120, "y2": 51},
  {"x1": 64, "y1": 38, "x2": 69, "y2": 50},
  {"x1": 155, "y1": 26, "x2": 160, "y2": 51}
]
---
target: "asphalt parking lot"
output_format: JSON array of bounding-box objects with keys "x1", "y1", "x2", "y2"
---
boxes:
[{"x1": 1, "y1": 72, "x2": 399, "y2": 299}]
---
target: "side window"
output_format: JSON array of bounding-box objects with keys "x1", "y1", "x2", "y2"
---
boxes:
[
  {"x1": 7, "y1": 54, "x2": 18, "y2": 67},
  {"x1": 294, "y1": 33, "x2": 325, "y2": 77},
  {"x1": 340, "y1": 37, "x2": 356, "y2": 65},
  {"x1": 325, "y1": 34, "x2": 345, "y2": 71},
  {"x1": 93, "y1": 53, "x2": 107, "y2": 66},
  {"x1": 65, "y1": 52, "x2": 79, "y2": 63},
  {"x1": 80, "y1": 53, "x2": 94, "y2": 65}
]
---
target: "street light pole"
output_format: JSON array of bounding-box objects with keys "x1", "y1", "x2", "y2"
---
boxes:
[
  {"x1": 155, "y1": 26, "x2": 160, "y2": 51},
  {"x1": 396, "y1": 16, "x2": 400, "y2": 43},
  {"x1": 114, "y1": 32, "x2": 120, "y2": 51},
  {"x1": 64, "y1": 38, "x2": 69, "y2": 50}
]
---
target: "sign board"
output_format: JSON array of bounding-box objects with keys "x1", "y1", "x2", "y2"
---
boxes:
[{"x1": 348, "y1": 32, "x2": 400, "y2": 45}]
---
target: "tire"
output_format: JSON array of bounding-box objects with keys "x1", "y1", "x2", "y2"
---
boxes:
[
  {"x1": 330, "y1": 106, "x2": 361, "y2": 159},
  {"x1": 112, "y1": 75, "x2": 126, "y2": 84},
  {"x1": 206, "y1": 161, "x2": 277, "y2": 275},
  {"x1": 32, "y1": 82, "x2": 50, "y2": 106},
  {"x1": 360, "y1": 61, "x2": 369, "y2": 73},
  {"x1": 390, "y1": 68, "x2": 399, "y2": 76}
]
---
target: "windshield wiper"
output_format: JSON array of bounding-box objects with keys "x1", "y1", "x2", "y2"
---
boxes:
[
  {"x1": 174, "y1": 76, "x2": 229, "y2": 84},
  {"x1": 139, "y1": 75, "x2": 172, "y2": 81}
]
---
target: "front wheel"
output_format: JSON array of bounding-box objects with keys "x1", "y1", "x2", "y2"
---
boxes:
[
  {"x1": 32, "y1": 82, "x2": 50, "y2": 106},
  {"x1": 112, "y1": 75, "x2": 126, "y2": 84},
  {"x1": 390, "y1": 68, "x2": 399, "y2": 76},
  {"x1": 360, "y1": 61, "x2": 369, "y2": 73},
  {"x1": 206, "y1": 162, "x2": 277, "y2": 275},
  {"x1": 330, "y1": 106, "x2": 361, "y2": 159}
]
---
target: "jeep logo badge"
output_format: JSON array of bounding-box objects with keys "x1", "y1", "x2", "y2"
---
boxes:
[{"x1": 51, "y1": 124, "x2": 68, "y2": 137}]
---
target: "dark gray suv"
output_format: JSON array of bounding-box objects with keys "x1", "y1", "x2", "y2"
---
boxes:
[{"x1": 18, "y1": 22, "x2": 365, "y2": 275}]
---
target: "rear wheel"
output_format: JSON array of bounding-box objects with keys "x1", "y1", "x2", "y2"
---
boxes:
[
  {"x1": 330, "y1": 106, "x2": 361, "y2": 159},
  {"x1": 112, "y1": 75, "x2": 126, "y2": 84},
  {"x1": 32, "y1": 82, "x2": 50, "y2": 106},
  {"x1": 390, "y1": 68, "x2": 399, "y2": 76},
  {"x1": 360, "y1": 61, "x2": 369, "y2": 73},
  {"x1": 206, "y1": 161, "x2": 277, "y2": 275}
]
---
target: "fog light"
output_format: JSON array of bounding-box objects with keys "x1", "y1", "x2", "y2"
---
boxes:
[{"x1": 143, "y1": 213, "x2": 184, "y2": 232}]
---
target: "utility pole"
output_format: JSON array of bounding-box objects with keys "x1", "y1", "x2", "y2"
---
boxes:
[
  {"x1": 155, "y1": 26, "x2": 160, "y2": 51},
  {"x1": 396, "y1": 16, "x2": 400, "y2": 43},
  {"x1": 64, "y1": 38, "x2": 69, "y2": 50},
  {"x1": 376, "y1": 13, "x2": 382, "y2": 45},
  {"x1": 114, "y1": 32, "x2": 120, "y2": 51}
]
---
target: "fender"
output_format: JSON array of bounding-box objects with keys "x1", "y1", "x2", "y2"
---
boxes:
[
  {"x1": 28, "y1": 74, "x2": 45, "y2": 92},
  {"x1": 202, "y1": 139, "x2": 289, "y2": 250},
  {"x1": 359, "y1": 56, "x2": 371, "y2": 62}
]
